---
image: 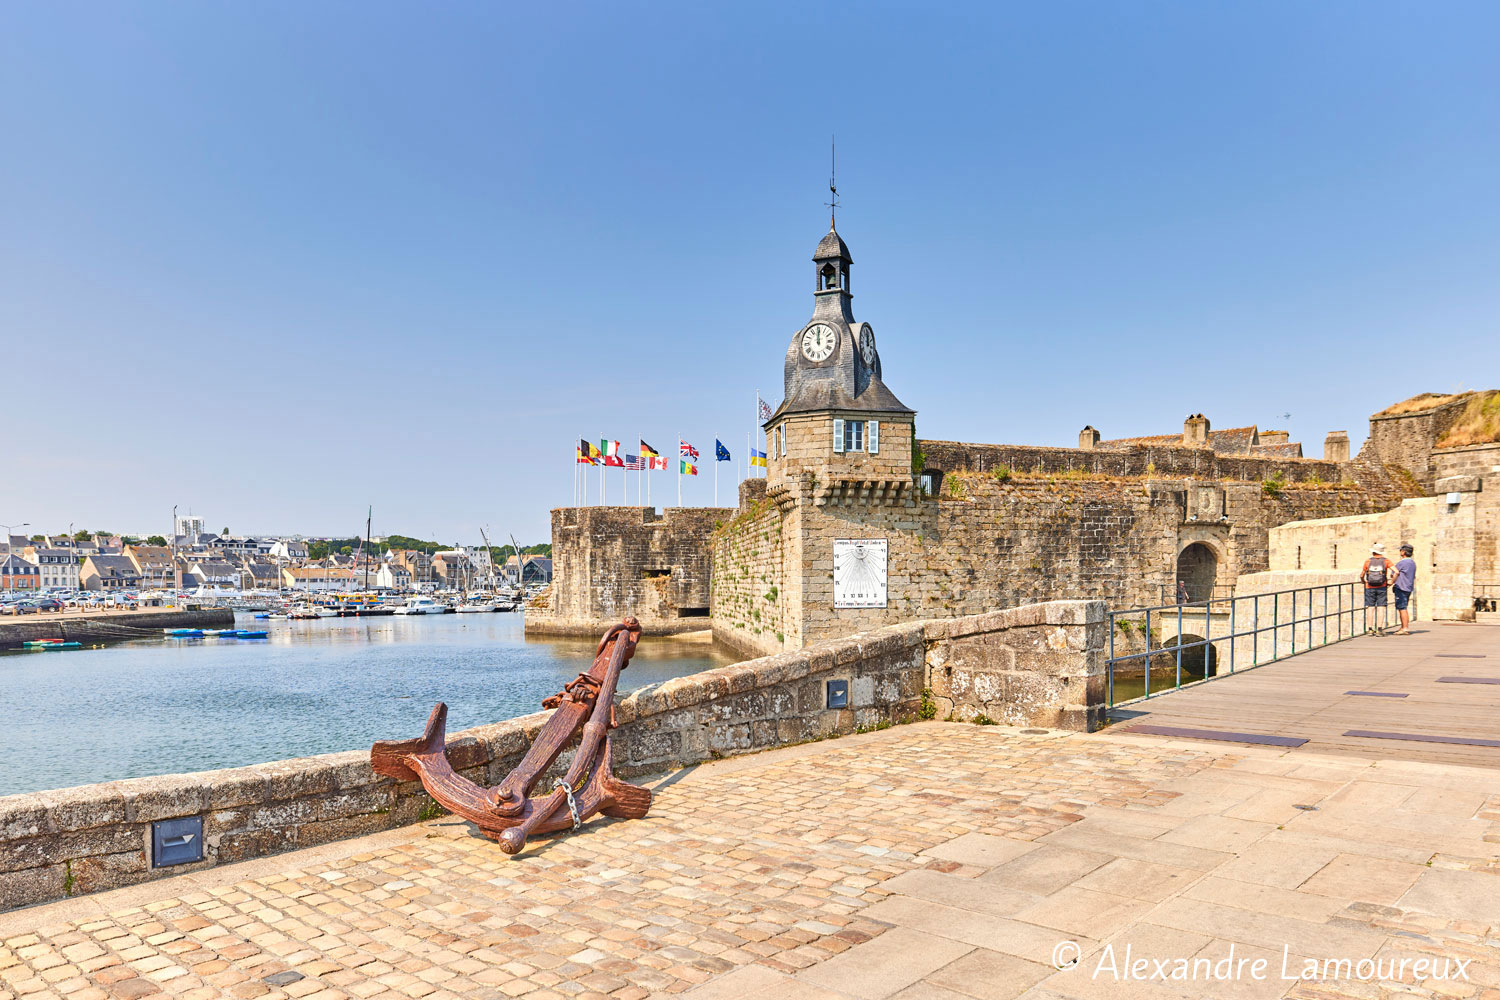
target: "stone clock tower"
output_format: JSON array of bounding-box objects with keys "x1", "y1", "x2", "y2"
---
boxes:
[
  {"x1": 763, "y1": 222, "x2": 916, "y2": 508},
  {"x1": 742, "y1": 219, "x2": 919, "y2": 649}
]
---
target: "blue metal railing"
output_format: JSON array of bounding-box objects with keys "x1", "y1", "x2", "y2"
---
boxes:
[{"x1": 1106, "y1": 581, "x2": 1396, "y2": 709}]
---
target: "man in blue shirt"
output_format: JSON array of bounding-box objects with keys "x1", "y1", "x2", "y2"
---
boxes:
[{"x1": 1392, "y1": 543, "x2": 1417, "y2": 635}]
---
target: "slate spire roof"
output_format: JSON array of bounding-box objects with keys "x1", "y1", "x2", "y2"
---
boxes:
[{"x1": 814, "y1": 226, "x2": 852, "y2": 262}]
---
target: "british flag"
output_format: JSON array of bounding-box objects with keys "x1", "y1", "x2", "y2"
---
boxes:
[{"x1": 680, "y1": 440, "x2": 699, "y2": 460}]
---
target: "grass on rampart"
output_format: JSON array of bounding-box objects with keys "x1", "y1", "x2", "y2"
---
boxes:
[
  {"x1": 1436, "y1": 390, "x2": 1500, "y2": 448},
  {"x1": 1375, "y1": 391, "x2": 1471, "y2": 417}
]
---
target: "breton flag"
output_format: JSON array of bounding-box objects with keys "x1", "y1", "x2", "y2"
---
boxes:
[
  {"x1": 750, "y1": 448, "x2": 767, "y2": 468},
  {"x1": 758, "y1": 394, "x2": 773, "y2": 422},
  {"x1": 680, "y1": 440, "x2": 699, "y2": 460},
  {"x1": 680, "y1": 460, "x2": 698, "y2": 476},
  {"x1": 640, "y1": 440, "x2": 660, "y2": 459},
  {"x1": 624, "y1": 455, "x2": 646, "y2": 470},
  {"x1": 715, "y1": 439, "x2": 731, "y2": 462}
]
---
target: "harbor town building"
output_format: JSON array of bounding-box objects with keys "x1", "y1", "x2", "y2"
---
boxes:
[{"x1": 527, "y1": 221, "x2": 1495, "y2": 654}]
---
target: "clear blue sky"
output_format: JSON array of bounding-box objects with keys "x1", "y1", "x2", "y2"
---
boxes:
[{"x1": 2, "y1": 2, "x2": 1496, "y2": 544}]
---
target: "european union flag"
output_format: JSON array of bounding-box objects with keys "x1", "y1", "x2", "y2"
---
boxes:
[{"x1": 715, "y1": 439, "x2": 731, "y2": 462}]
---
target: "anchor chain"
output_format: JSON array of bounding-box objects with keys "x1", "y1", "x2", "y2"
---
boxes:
[{"x1": 554, "y1": 778, "x2": 582, "y2": 830}]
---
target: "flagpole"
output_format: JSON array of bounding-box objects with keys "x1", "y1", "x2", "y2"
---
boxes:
[
  {"x1": 714, "y1": 445, "x2": 719, "y2": 508},
  {"x1": 677, "y1": 434, "x2": 682, "y2": 508}
]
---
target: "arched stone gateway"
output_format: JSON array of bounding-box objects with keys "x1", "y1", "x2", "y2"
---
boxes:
[
  {"x1": 1173, "y1": 633, "x2": 1219, "y2": 680},
  {"x1": 1176, "y1": 542, "x2": 1218, "y2": 602}
]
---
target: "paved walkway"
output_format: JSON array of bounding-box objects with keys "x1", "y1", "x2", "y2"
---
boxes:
[
  {"x1": 1113, "y1": 621, "x2": 1500, "y2": 767},
  {"x1": 3, "y1": 641, "x2": 1500, "y2": 1000}
]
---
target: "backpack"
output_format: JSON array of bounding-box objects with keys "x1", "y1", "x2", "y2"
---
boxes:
[{"x1": 1365, "y1": 557, "x2": 1387, "y2": 586}]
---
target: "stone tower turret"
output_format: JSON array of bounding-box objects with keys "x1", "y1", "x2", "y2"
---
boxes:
[{"x1": 764, "y1": 221, "x2": 916, "y2": 507}]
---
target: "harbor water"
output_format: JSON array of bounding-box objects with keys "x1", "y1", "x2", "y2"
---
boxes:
[{"x1": 0, "y1": 613, "x2": 737, "y2": 796}]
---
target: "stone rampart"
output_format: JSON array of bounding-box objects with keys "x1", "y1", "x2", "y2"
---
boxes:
[
  {"x1": 0, "y1": 608, "x2": 234, "y2": 648},
  {"x1": 918, "y1": 439, "x2": 1354, "y2": 487},
  {"x1": 712, "y1": 464, "x2": 1421, "y2": 655},
  {"x1": 1434, "y1": 443, "x2": 1499, "y2": 587},
  {"x1": 1358, "y1": 395, "x2": 1475, "y2": 489},
  {"x1": 0, "y1": 600, "x2": 1102, "y2": 911},
  {"x1": 526, "y1": 505, "x2": 732, "y2": 637}
]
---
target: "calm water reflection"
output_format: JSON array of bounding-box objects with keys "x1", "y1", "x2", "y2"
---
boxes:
[{"x1": 0, "y1": 613, "x2": 736, "y2": 796}]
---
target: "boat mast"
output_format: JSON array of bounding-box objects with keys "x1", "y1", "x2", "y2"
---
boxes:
[{"x1": 363, "y1": 506, "x2": 372, "y2": 592}]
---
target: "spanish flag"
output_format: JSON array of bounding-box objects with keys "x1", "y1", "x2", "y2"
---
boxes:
[
  {"x1": 680, "y1": 460, "x2": 698, "y2": 476},
  {"x1": 640, "y1": 439, "x2": 660, "y2": 459},
  {"x1": 576, "y1": 447, "x2": 597, "y2": 465}
]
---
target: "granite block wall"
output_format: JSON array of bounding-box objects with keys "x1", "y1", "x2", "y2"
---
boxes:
[{"x1": 526, "y1": 505, "x2": 733, "y2": 636}]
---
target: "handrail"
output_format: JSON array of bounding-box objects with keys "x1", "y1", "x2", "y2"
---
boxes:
[{"x1": 1106, "y1": 580, "x2": 1397, "y2": 709}]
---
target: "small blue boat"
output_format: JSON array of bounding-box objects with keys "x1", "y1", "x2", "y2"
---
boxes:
[
  {"x1": 254, "y1": 613, "x2": 271, "y2": 619},
  {"x1": 37, "y1": 641, "x2": 82, "y2": 650},
  {"x1": 169, "y1": 629, "x2": 204, "y2": 638},
  {"x1": 233, "y1": 630, "x2": 269, "y2": 639}
]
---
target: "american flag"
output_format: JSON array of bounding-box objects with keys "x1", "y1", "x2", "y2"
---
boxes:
[
  {"x1": 624, "y1": 455, "x2": 645, "y2": 470},
  {"x1": 680, "y1": 440, "x2": 699, "y2": 460},
  {"x1": 758, "y1": 394, "x2": 773, "y2": 422}
]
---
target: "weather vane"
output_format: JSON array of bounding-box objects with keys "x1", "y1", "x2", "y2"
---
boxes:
[{"x1": 825, "y1": 135, "x2": 839, "y2": 227}]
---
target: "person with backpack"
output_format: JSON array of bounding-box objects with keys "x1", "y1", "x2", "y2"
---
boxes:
[{"x1": 1361, "y1": 543, "x2": 1392, "y2": 634}]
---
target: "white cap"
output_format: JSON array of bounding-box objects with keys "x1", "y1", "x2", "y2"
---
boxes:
[{"x1": 1371, "y1": 543, "x2": 1385, "y2": 555}]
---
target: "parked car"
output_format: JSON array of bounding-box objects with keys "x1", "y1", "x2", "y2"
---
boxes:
[{"x1": 33, "y1": 598, "x2": 63, "y2": 612}]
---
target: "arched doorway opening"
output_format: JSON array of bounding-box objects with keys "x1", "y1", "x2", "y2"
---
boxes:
[
  {"x1": 1176, "y1": 543, "x2": 1218, "y2": 602},
  {"x1": 1173, "y1": 634, "x2": 1218, "y2": 680}
]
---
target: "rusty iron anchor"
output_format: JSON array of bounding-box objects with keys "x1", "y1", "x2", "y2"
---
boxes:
[{"x1": 370, "y1": 617, "x2": 651, "y2": 854}]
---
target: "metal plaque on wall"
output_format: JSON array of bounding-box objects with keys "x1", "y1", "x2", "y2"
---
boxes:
[{"x1": 833, "y1": 539, "x2": 888, "y2": 609}]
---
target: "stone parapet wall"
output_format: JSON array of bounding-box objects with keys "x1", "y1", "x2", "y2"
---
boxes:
[
  {"x1": 0, "y1": 600, "x2": 1101, "y2": 912},
  {"x1": 919, "y1": 439, "x2": 1352, "y2": 487}
]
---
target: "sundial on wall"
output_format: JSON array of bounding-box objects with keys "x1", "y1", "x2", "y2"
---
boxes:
[{"x1": 833, "y1": 539, "x2": 888, "y2": 609}]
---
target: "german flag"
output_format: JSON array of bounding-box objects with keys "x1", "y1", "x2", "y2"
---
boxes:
[{"x1": 640, "y1": 439, "x2": 659, "y2": 458}]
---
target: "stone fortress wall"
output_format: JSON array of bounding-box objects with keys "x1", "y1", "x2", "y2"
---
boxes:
[
  {"x1": 711, "y1": 437, "x2": 1421, "y2": 657},
  {"x1": 1358, "y1": 392, "x2": 1478, "y2": 490},
  {"x1": 525, "y1": 505, "x2": 733, "y2": 636},
  {"x1": 1433, "y1": 443, "x2": 1500, "y2": 589}
]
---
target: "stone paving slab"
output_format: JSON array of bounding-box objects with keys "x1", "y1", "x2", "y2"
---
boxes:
[{"x1": 0, "y1": 723, "x2": 1497, "y2": 1000}]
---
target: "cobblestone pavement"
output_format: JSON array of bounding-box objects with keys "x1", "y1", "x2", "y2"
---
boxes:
[{"x1": 2, "y1": 723, "x2": 1498, "y2": 1000}]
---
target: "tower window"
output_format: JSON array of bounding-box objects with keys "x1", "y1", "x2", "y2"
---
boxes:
[{"x1": 842, "y1": 420, "x2": 864, "y2": 452}]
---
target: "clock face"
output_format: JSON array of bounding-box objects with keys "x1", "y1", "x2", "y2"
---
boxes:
[
  {"x1": 801, "y1": 324, "x2": 837, "y2": 362},
  {"x1": 859, "y1": 326, "x2": 876, "y2": 365}
]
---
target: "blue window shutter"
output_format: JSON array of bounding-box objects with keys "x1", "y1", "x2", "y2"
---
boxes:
[
  {"x1": 832, "y1": 418, "x2": 844, "y2": 453},
  {"x1": 869, "y1": 420, "x2": 880, "y2": 454}
]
